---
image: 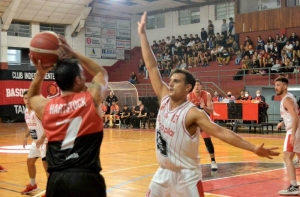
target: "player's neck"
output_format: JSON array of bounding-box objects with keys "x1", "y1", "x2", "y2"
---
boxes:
[{"x1": 169, "y1": 98, "x2": 187, "y2": 110}]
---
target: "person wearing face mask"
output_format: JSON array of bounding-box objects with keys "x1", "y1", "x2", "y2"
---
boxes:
[
  {"x1": 253, "y1": 90, "x2": 266, "y2": 103},
  {"x1": 226, "y1": 91, "x2": 236, "y2": 101},
  {"x1": 242, "y1": 91, "x2": 252, "y2": 101},
  {"x1": 212, "y1": 90, "x2": 223, "y2": 102},
  {"x1": 237, "y1": 90, "x2": 245, "y2": 100}
]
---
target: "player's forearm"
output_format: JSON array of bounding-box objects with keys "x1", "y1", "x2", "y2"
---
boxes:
[
  {"x1": 74, "y1": 52, "x2": 107, "y2": 77},
  {"x1": 28, "y1": 71, "x2": 44, "y2": 99},
  {"x1": 140, "y1": 34, "x2": 157, "y2": 70},
  {"x1": 203, "y1": 106, "x2": 213, "y2": 114},
  {"x1": 218, "y1": 128, "x2": 256, "y2": 153}
]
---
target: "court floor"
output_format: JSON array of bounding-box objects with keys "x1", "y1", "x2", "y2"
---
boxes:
[{"x1": 0, "y1": 122, "x2": 296, "y2": 197}]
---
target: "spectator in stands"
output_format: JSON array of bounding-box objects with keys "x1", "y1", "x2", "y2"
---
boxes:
[
  {"x1": 152, "y1": 40, "x2": 159, "y2": 53},
  {"x1": 293, "y1": 40, "x2": 300, "y2": 62},
  {"x1": 212, "y1": 90, "x2": 223, "y2": 102},
  {"x1": 210, "y1": 47, "x2": 218, "y2": 61},
  {"x1": 165, "y1": 36, "x2": 171, "y2": 49},
  {"x1": 188, "y1": 51, "x2": 198, "y2": 67},
  {"x1": 242, "y1": 41, "x2": 254, "y2": 57},
  {"x1": 130, "y1": 100, "x2": 142, "y2": 129},
  {"x1": 177, "y1": 35, "x2": 182, "y2": 42},
  {"x1": 281, "y1": 57, "x2": 294, "y2": 73},
  {"x1": 104, "y1": 101, "x2": 119, "y2": 128},
  {"x1": 241, "y1": 36, "x2": 253, "y2": 51},
  {"x1": 226, "y1": 91, "x2": 236, "y2": 101},
  {"x1": 289, "y1": 32, "x2": 299, "y2": 46},
  {"x1": 216, "y1": 44, "x2": 224, "y2": 58},
  {"x1": 228, "y1": 17, "x2": 234, "y2": 35},
  {"x1": 163, "y1": 52, "x2": 171, "y2": 61},
  {"x1": 198, "y1": 51, "x2": 209, "y2": 67},
  {"x1": 200, "y1": 28, "x2": 208, "y2": 49},
  {"x1": 138, "y1": 59, "x2": 145, "y2": 75},
  {"x1": 169, "y1": 36, "x2": 176, "y2": 55},
  {"x1": 194, "y1": 34, "x2": 201, "y2": 46},
  {"x1": 265, "y1": 35, "x2": 274, "y2": 52},
  {"x1": 278, "y1": 34, "x2": 287, "y2": 53},
  {"x1": 157, "y1": 61, "x2": 164, "y2": 77},
  {"x1": 187, "y1": 38, "x2": 195, "y2": 48},
  {"x1": 253, "y1": 90, "x2": 266, "y2": 102},
  {"x1": 101, "y1": 101, "x2": 108, "y2": 119},
  {"x1": 138, "y1": 104, "x2": 149, "y2": 129},
  {"x1": 271, "y1": 59, "x2": 281, "y2": 74},
  {"x1": 250, "y1": 55, "x2": 260, "y2": 74},
  {"x1": 256, "y1": 36, "x2": 265, "y2": 51},
  {"x1": 129, "y1": 71, "x2": 138, "y2": 84},
  {"x1": 207, "y1": 20, "x2": 214, "y2": 36},
  {"x1": 217, "y1": 48, "x2": 230, "y2": 66},
  {"x1": 235, "y1": 50, "x2": 242, "y2": 65},
  {"x1": 175, "y1": 39, "x2": 182, "y2": 50},
  {"x1": 144, "y1": 66, "x2": 149, "y2": 79},
  {"x1": 120, "y1": 105, "x2": 131, "y2": 129},
  {"x1": 221, "y1": 19, "x2": 228, "y2": 44},
  {"x1": 241, "y1": 55, "x2": 251, "y2": 70},
  {"x1": 164, "y1": 61, "x2": 172, "y2": 78},
  {"x1": 226, "y1": 35, "x2": 235, "y2": 54},
  {"x1": 242, "y1": 91, "x2": 252, "y2": 101},
  {"x1": 237, "y1": 90, "x2": 245, "y2": 100},
  {"x1": 259, "y1": 49, "x2": 268, "y2": 68},
  {"x1": 270, "y1": 42, "x2": 279, "y2": 59},
  {"x1": 283, "y1": 41, "x2": 294, "y2": 59},
  {"x1": 183, "y1": 34, "x2": 190, "y2": 46},
  {"x1": 179, "y1": 59, "x2": 187, "y2": 70},
  {"x1": 156, "y1": 52, "x2": 163, "y2": 61},
  {"x1": 215, "y1": 33, "x2": 223, "y2": 46},
  {"x1": 263, "y1": 54, "x2": 274, "y2": 71}
]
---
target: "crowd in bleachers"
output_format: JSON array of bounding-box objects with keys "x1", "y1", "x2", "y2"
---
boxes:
[{"x1": 135, "y1": 17, "x2": 300, "y2": 79}]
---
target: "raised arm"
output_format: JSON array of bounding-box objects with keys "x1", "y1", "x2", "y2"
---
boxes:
[
  {"x1": 138, "y1": 12, "x2": 169, "y2": 101},
  {"x1": 187, "y1": 108, "x2": 280, "y2": 159}
]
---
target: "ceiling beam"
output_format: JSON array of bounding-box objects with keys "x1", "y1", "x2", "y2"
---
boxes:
[
  {"x1": 70, "y1": 6, "x2": 92, "y2": 36},
  {"x1": 1, "y1": 0, "x2": 21, "y2": 31}
]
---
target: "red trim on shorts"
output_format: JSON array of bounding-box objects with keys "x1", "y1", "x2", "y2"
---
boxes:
[
  {"x1": 197, "y1": 180, "x2": 205, "y2": 197},
  {"x1": 286, "y1": 134, "x2": 294, "y2": 152}
]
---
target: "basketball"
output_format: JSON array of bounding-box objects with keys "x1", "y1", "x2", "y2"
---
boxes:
[{"x1": 30, "y1": 31, "x2": 64, "y2": 68}]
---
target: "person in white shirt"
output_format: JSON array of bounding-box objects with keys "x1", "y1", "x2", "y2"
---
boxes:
[{"x1": 284, "y1": 41, "x2": 294, "y2": 59}]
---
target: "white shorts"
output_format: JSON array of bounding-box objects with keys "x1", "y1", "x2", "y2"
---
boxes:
[
  {"x1": 284, "y1": 132, "x2": 300, "y2": 153},
  {"x1": 28, "y1": 141, "x2": 47, "y2": 159},
  {"x1": 145, "y1": 167, "x2": 204, "y2": 197}
]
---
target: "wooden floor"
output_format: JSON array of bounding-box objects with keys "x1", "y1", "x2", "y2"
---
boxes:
[{"x1": 0, "y1": 122, "x2": 293, "y2": 197}]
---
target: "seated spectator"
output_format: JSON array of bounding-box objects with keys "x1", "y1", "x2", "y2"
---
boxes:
[
  {"x1": 253, "y1": 90, "x2": 266, "y2": 102},
  {"x1": 242, "y1": 41, "x2": 254, "y2": 57},
  {"x1": 217, "y1": 48, "x2": 230, "y2": 66},
  {"x1": 289, "y1": 32, "x2": 299, "y2": 46},
  {"x1": 158, "y1": 61, "x2": 164, "y2": 77},
  {"x1": 215, "y1": 33, "x2": 223, "y2": 46},
  {"x1": 138, "y1": 59, "x2": 145, "y2": 75},
  {"x1": 164, "y1": 61, "x2": 172, "y2": 78},
  {"x1": 156, "y1": 52, "x2": 163, "y2": 61},
  {"x1": 179, "y1": 59, "x2": 187, "y2": 70},
  {"x1": 163, "y1": 52, "x2": 171, "y2": 61},
  {"x1": 241, "y1": 55, "x2": 251, "y2": 70},
  {"x1": 210, "y1": 47, "x2": 218, "y2": 61},
  {"x1": 235, "y1": 51, "x2": 242, "y2": 65},
  {"x1": 152, "y1": 40, "x2": 159, "y2": 53},
  {"x1": 212, "y1": 91, "x2": 223, "y2": 102},
  {"x1": 198, "y1": 51, "x2": 209, "y2": 67},
  {"x1": 216, "y1": 44, "x2": 224, "y2": 57},
  {"x1": 129, "y1": 72, "x2": 138, "y2": 84},
  {"x1": 188, "y1": 51, "x2": 198, "y2": 68},
  {"x1": 265, "y1": 35, "x2": 274, "y2": 52},
  {"x1": 138, "y1": 104, "x2": 149, "y2": 129},
  {"x1": 232, "y1": 41, "x2": 239, "y2": 53},
  {"x1": 194, "y1": 34, "x2": 201, "y2": 46},
  {"x1": 270, "y1": 42, "x2": 279, "y2": 59},
  {"x1": 250, "y1": 55, "x2": 260, "y2": 74},
  {"x1": 226, "y1": 35, "x2": 234, "y2": 53},
  {"x1": 293, "y1": 40, "x2": 300, "y2": 62},
  {"x1": 187, "y1": 38, "x2": 195, "y2": 48},
  {"x1": 101, "y1": 101, "x2": 108, "y2": 119},
  {"x1": 242, "y1": 91, "x2": 252, "y2": 101},
  {"x1": 283, "y1": 41, "x2": 293, "y2": 58},
  {"x1": 237, "y1": 90, "x2": 245, "y2": 100},
  {"x1": 104, "y1": 101, "x2": 120, "y2": 128},
  {"x1": 280, "y1": 57, "x2": 294, "y2": 73},
  {"x1": 240, "y1": 36, "x2": 253, "y2": 52},
  {"x1": 130, "y1": 101, "x2": 142, "y2": 129},
  {"x1": 226, "y1": 91, "x2": 236, "y2": 101},
  {"x1": 259, "y1": 49, "x2": 268, "y2": 68},
  {"x1": 256, "y1": 36, "x2": 265, "y2": 51},
  {"x1": 263, "y1": 54, "x2": 274, "y2": 71},
  {"x1": 120, "y1": 105, "x2": 131, "y2": 128},
  {"x1": 169, "y1": 36, "x2": 176, "y2": 55},
  {"x1": 270, "y1": 59, "x2": 281, "y2": 73}
]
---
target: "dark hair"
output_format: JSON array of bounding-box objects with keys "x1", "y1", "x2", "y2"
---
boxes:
[
  {"x1": 53, "y1": 58, "x2": 82, "y2": 91},
  {"x1": 23, "y1": 90, "x2": 28, "y2": 96},
  {"x1": 170, "y1": 68, "x2": 196, "y2": 93},
  {"x1": 275, "y1": 77, "x2": 289, "y2": 84},
  {"x1": 195, "y1": 79, "x2": 202, "y2": 85}
]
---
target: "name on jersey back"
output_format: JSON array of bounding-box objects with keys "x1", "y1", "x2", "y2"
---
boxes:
[{"x1": 50, "y1": 97, "x2": 87, "y2": 114}]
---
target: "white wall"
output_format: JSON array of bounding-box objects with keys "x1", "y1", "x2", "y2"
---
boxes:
[
  {"x1": 4, "y1": 4, "x2": 228, "y2": 66},
  {"x1": 145, "y1": 5, "x2": 225, "y2": 43}
]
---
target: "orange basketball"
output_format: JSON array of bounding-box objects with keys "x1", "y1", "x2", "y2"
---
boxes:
[{"x1": 30, "y1": 31, "x2": 64, "y2": 68}]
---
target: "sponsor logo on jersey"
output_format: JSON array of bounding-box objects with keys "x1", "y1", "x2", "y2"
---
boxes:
[{"x1": 66, "y1": 153, "x2": 79, "y2": 160}]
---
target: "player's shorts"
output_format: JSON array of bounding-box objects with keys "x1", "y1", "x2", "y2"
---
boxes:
[
  {"x1": 46, "y1": 169, "x2": 106, "y2": 197},
  {"x1": 284, "y1": 132, "x2": 300, "y2": 153},
  {"x1": 145, "y1": 166, "x2": 204, "y2": 197},
  {"x1": 28, "y1": 141, "x2": 46, "y2": 159}
]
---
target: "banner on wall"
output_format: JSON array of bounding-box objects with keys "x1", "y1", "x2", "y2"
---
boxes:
[
  {"x1": 85, "y1": 15, "x2": 131, "y2": 59},
  {"x1": 0, "y1": 70, "x2": 58, "y2": 117}
]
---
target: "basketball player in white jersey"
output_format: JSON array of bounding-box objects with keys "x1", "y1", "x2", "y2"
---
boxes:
[
  {"x1": 138, "y1": 12, "x2": 280, "y2": 197},
  {"x1": 275, "y1": 77, "x2": 300, "y2": 196},
  {"x1": 22, "y1": 90, "x2": 48, "y2": 195}
]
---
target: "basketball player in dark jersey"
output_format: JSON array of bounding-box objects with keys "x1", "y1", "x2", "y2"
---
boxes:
[
  {"x1": 187, "y1": 80, "x2": 218, "y2": 171},
  {"x1": 27, "y1": 35, "x2": 108, "y2": 197}
]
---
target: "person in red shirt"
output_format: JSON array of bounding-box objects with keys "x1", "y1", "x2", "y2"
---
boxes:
[
  {"x1": 242, "y1": 91, "x2": 252, "y2": 101},
  {"x1": 104, "y1": 101, "x2": 120, "y2": 128},
  {"x1": 187, "y1": 80, "x2": 218, "y2": 171},
  {"x1": 27, "y1": 35, "x2": 108, "y2": 197}
]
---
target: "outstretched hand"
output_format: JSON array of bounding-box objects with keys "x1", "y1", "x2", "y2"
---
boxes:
[
  {"x1": 137, "y1": 12, "x2": 147, "y2": 36},
  {"x1": 253, "y1": 143, "x2": 280, "y2": 159},
  {"x1": 30, "y1": 55, "x2": 53, "y2": 75}
]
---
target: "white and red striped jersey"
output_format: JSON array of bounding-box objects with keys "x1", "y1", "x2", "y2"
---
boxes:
[
  {"x1": 280, "y1": 92, "x2": 300, "y2": 133},
  {"x1": 155, "y1": 96, "x2": 201, "y2": 171},
  {"x1": 25, "y1": 108, "x2": 47, "y2": 143}
]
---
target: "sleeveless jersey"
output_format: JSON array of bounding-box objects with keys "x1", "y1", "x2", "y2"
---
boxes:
[
  {"x1": 280, "y1": 92, "x2": 300, "y2": 133},
  {"x1": 156, "y1": 96, "x2": 200, "y2": 171},
  {"x1": 42, "y1": 91, "x2": 104, "y2": 173},
  {"x1": 189, "y1": 91, "x2": 208, "y2": 107},
  {"x1": 25, "y1": 108, "x2": 46, "y2": 143}
]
